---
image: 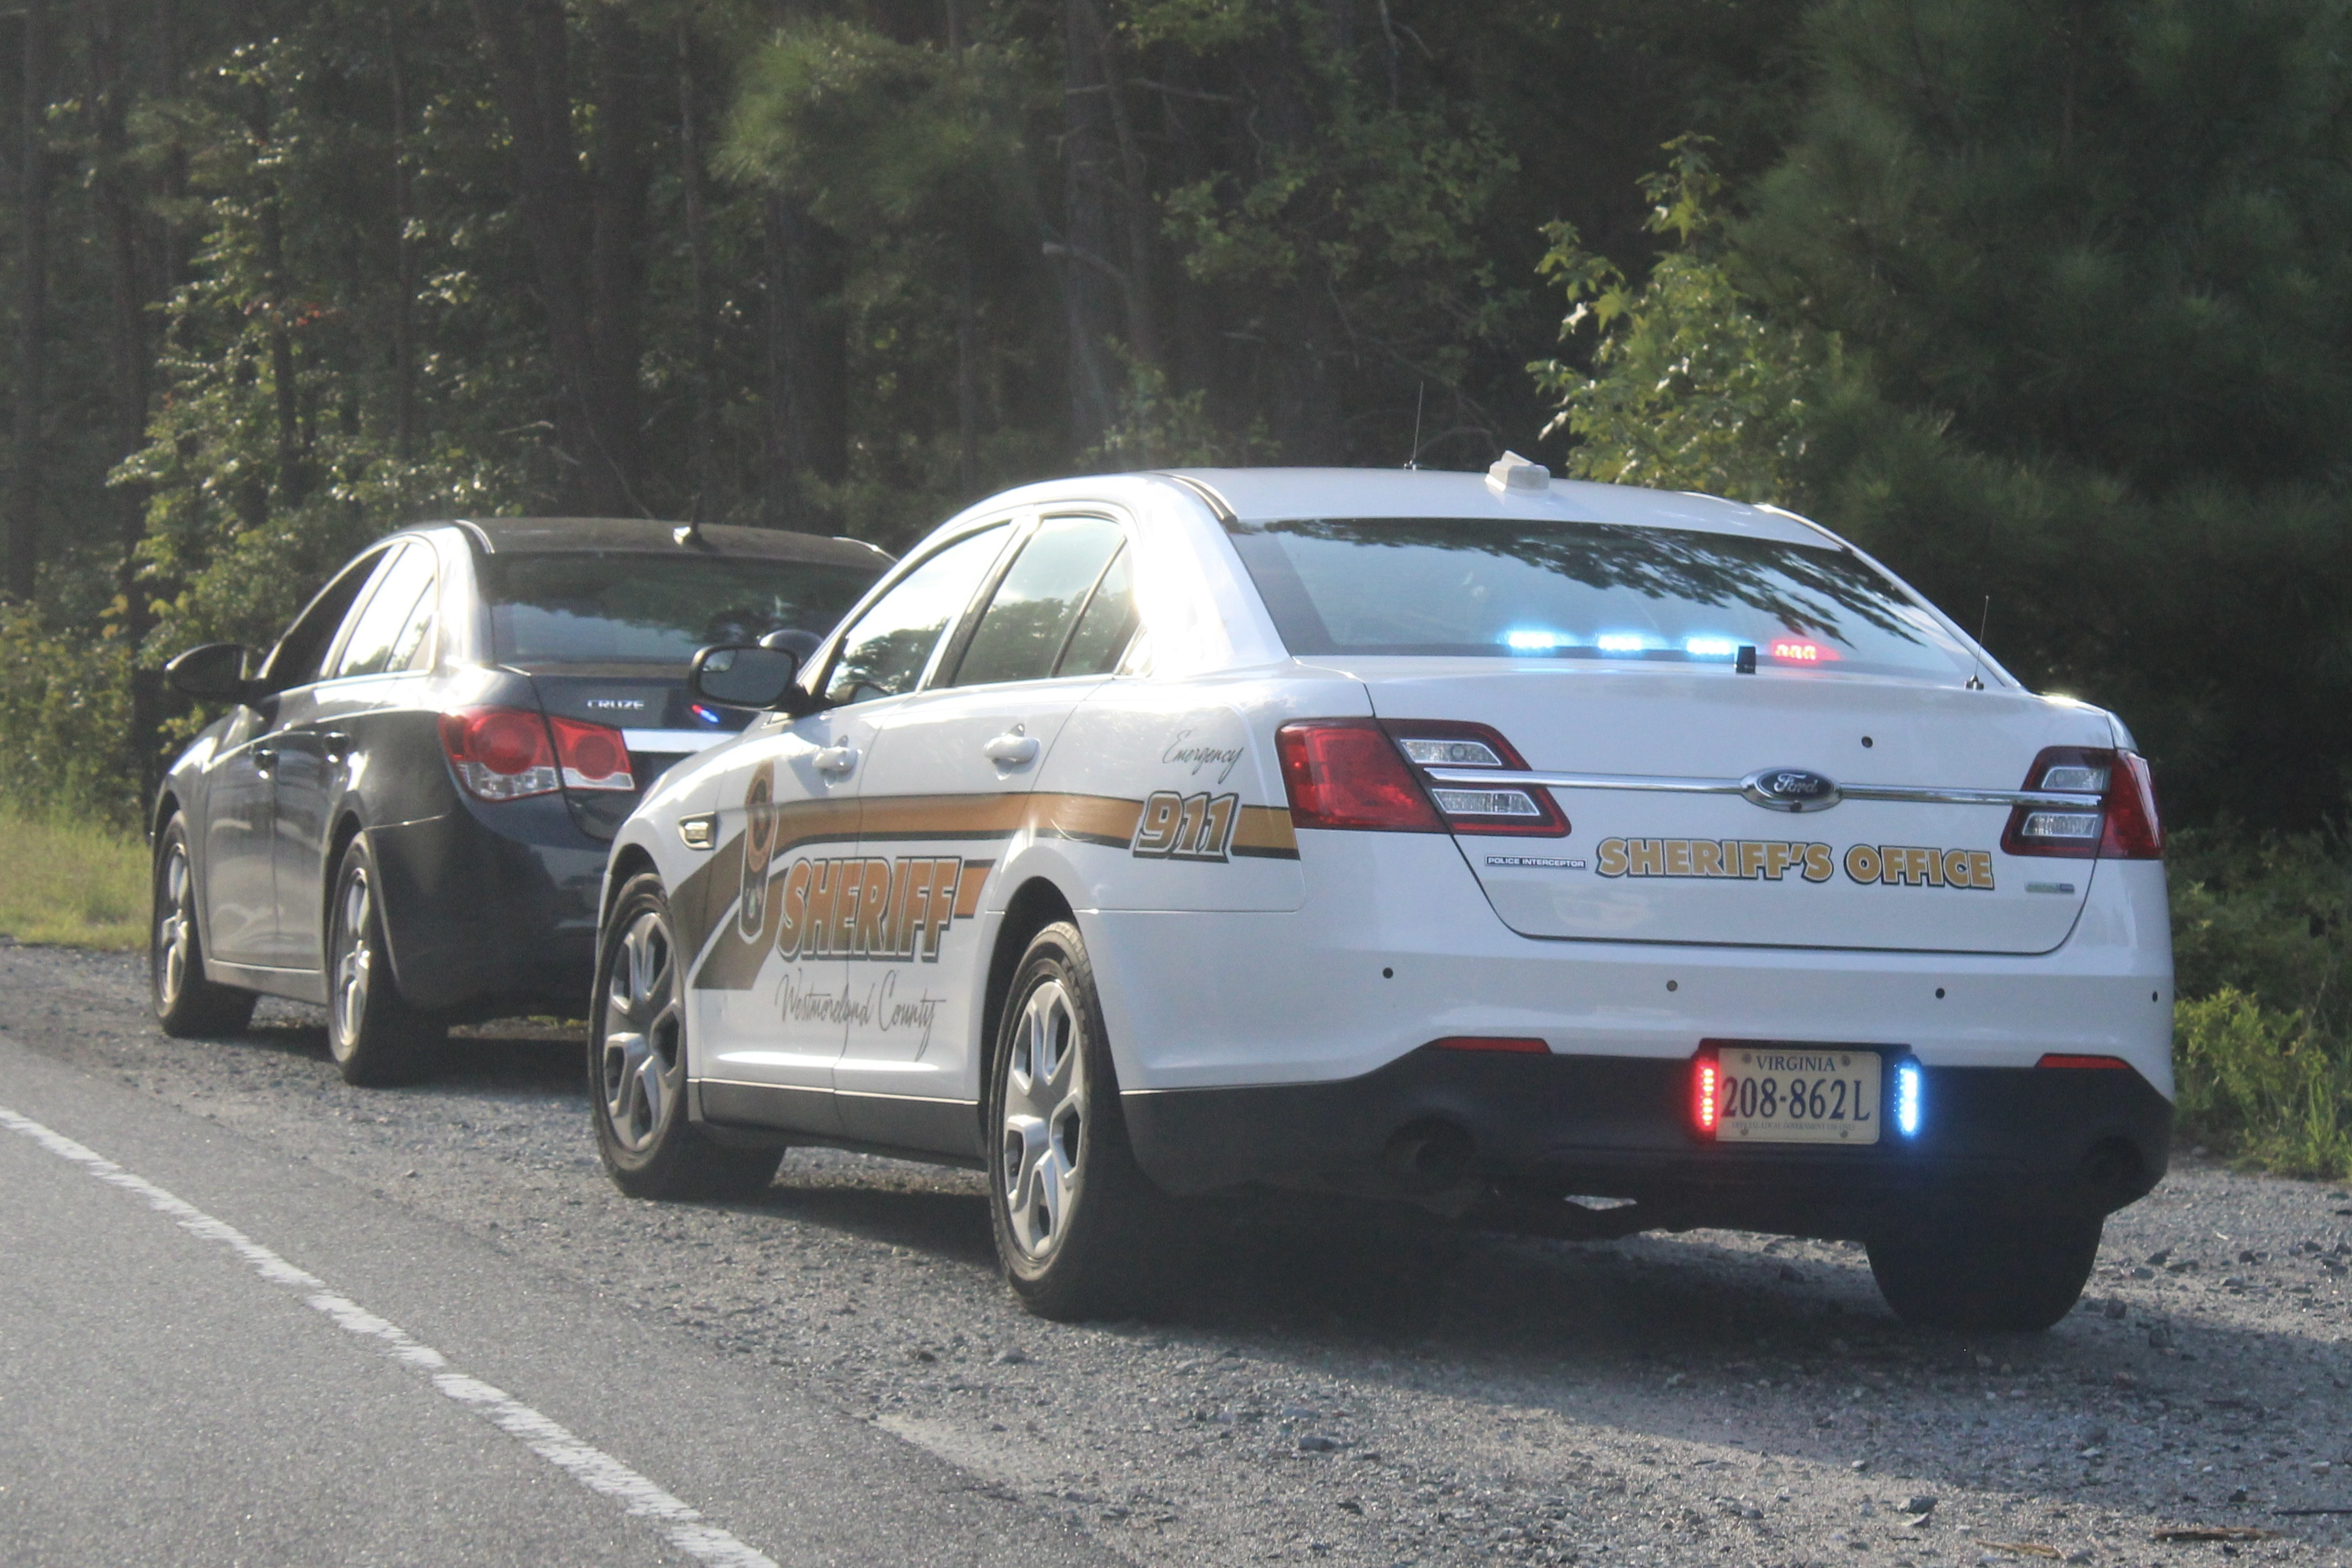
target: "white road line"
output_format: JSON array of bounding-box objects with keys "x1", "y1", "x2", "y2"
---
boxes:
[{"x1": 0, "y1": 1101, "x2": 779, "y2": 1568}]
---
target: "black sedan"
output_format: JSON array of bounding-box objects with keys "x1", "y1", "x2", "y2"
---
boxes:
[{"x1": 151, "y1": 517, "x2": 887, "y2": 1084}]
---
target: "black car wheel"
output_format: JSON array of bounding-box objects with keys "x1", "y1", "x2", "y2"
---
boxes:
[
  {"x1": 590, "y1": 872, "x2": 781, "y2": 1200},
  {"x1": 985, "y1": 920, "x2": 1176, "y2": 1320},
  {"x1": 325, "y1": 836, "x2": 444, "y2": 1086},
  {"x1": 1868, "y1": 1211, "x2": 2104, "y2": 1332},
  {"x1": 149, "y1": 813, "x2": 256, "y2": 1038}
]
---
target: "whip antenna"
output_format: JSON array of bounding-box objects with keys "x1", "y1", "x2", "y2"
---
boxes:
[
  {"x1": 1405, "y1": 383, "x2": 1425, "y2": 469},
  {"x1": 1968, "y1": 595, "x2": 1990, "y2": 690}
]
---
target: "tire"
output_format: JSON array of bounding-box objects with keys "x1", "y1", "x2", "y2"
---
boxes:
[
  {"x1": 324, "y1": 835, "x2": 444, "y2": 1087},
  {"x1": 1868, "y1": 1210, "x2": 2104, "y2": 1332},
  {"x1": 149, "y1": 814, "x2": 257, "y2": 1038},
  {"x1": 985, "y1": 920, "x2": 1173, "y2": 1320},
  {"x1": 589, "y1": 872, "x2": 781, "y2": 1201}
]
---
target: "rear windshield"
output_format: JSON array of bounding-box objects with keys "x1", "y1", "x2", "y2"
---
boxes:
[
  {"x1": 1224, "y1": 517, "x2": 1974, "y2": 680},
  {"x1": 482, "y1": 552, "x2": 880, "y2": 667}
]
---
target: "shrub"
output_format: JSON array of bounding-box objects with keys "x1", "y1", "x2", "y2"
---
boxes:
[
  {"x1": 2172, "y1": 989, "x2": 2352, "y2": 1179},
  {"x1": 2166, "y1": 822, "x2": 2352, "y2": 1179}
]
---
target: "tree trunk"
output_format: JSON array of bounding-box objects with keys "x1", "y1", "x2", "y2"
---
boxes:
[
  {"x1": 247, "y1": 83, "x2": 308, "y2": 509},
  {"x1": 85, "y1": 0, "x2": 167, "y2": 797},
  {"x1": 948, "y1": 0, "x2": 977, "y2": 495},
  {"x1": 1059, "y1": 0, "x2": 1119, "y2": 450},
  {"x1": 389, "y1": 2, "x2": 417, "y2": 462},
  {"x1": 677, "y1": 23, "x2": 716, "y2": 518},
  {"x1": 469, "y1": 0, "x2": 653, "y2": 517},
  {"x1": 9, "y1": 0, "x2": 53, "y2": 601},
  {"x1": 956, "y1": 242, "x2": 979, "y2": 496}
]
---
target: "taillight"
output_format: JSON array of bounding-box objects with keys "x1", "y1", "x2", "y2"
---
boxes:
[
  {"x1": 1275, "y1": 720, "x2": 1443, "y2": 832},
  {"x1": 1692, "y1": 1048, "x2": 1720, "y2": 1137},
  {"x1": 1384, "y1": 719, "x2": 1569, "y2": 836},
  {"x1": 439, "y1": 707, "x2": 634, "y2": 801},
  {"x1": 2036, "y1": 1053, "x2": 2130, "y2": 1070},
  {"x1": 2002, "y1": 747, "x2": 2163, "y2": 860},
  {"x1": 549, "y1": 715, "x2": 635, "y2": 792}
]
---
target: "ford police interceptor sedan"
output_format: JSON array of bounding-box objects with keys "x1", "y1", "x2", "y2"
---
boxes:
[{"x1": 591, "y1": 458, "x2": 2172, "y2": 1330}]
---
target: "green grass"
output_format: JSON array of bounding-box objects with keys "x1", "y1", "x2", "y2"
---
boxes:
[{"x1": 0, "y1": 806, "x2": 149, "y2": 951}]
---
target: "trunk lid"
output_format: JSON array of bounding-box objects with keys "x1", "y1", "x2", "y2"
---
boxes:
[
  {"x1": 520, "y1": 664, "x2": 749, "y2": 836},
  {"x1": 1362, "y1": 663, "x2": 2109, "y2": 954}
]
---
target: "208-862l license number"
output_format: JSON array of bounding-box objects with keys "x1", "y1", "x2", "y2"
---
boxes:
[{"x1": 1717, "y1": 1047, "x2": 1883, "y2": 1145}]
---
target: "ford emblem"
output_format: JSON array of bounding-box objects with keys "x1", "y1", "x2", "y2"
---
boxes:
[{"x1": 1740, "y1": 766, "x2": 1842, "y2": 813}]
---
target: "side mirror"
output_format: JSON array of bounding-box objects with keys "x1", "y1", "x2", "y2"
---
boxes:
[
  {"x1": 165, "y1": 642, "x2": 260, "y2": 703},
  {"x1": 690, "y1": 642, "x2": 811, "y2": 712}
]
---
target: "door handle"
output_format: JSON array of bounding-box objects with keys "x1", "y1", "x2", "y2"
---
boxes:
[
  {"x1": 323, "y1": 731, "x2": 351, "y2": 765},
  {"x1": 814, "y1": 745, "x2": 859, "y2": 777},
  {"x1": 252, "y1": 743, "x2": 279, "y2": 775},
  {"x1": 983, "y1": 732, "x2": 1040, "y2": 766}
]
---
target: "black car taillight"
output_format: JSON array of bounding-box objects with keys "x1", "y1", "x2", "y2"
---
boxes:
[
  {"x1": 1383, "y1": 719, "x2": 1569, "y2": 836},
  {"x1": 2001, "y1": 747, "x2": 2163, "y2": 860},
  {"x1": 439, "y1": 706, "x2": 634, "y2": 802}
]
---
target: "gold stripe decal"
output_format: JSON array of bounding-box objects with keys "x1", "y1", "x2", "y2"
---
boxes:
[{"x1": 684, "y1": 789, "x2": 1299, "y2": 993}]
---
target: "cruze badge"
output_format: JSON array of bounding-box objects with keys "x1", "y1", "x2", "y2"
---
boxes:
[{"x1": 1741, "y1": 766, "x2": 1841, "y2": 813}]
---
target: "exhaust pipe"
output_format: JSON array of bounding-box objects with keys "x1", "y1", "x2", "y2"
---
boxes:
[{"x1": 1381, "y1": 1118, "x2": 1473, "y2": 1194}]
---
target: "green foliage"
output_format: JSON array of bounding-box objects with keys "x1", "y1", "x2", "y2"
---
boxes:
[
  {"x1": 1531, "y1": 138, "x2": 1835, "y2": 506},
  {"x1": 1084, "y1": 349, "x2": 1278, "y2": 471},
  {"x1": 1157, "y1": 50, "x2": 1519, "y2": 408},
  {"x1": 2165, "y1": 823, "x2": 2352, "y2": 1177},
  {"x1": 0, "y1": 606, "x2": 140, "y2": 827},
  {"x1": 2173, "y1": 990, "x2": 2352, "y2": 1179},
  {"x1": 1738, "y1": 0, "x2": 2352, "y2": 827},
  {"x1": 722, "y1": 20, "x2": 1035, "y2": 231}
]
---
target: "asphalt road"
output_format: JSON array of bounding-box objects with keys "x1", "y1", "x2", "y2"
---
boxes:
[{"x1": 1, "y1": 940, "x2": 2348, "y2": 1567}]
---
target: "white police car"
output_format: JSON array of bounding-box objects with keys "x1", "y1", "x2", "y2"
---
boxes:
[{"x1": 591, "y1": 460, "x2": 2172, "y2": 1329}]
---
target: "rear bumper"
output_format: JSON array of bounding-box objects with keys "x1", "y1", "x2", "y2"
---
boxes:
[
  {"x1": 371, "y1": 798, "x2": 606, "y2": 1016},
  {"x1": 1121, "y1": 1050, "x2": 2172, "y2": 1238}
]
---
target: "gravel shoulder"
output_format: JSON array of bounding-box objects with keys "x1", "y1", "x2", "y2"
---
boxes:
[{"x1": 3, "y1": 939, "x2": 2347, "y2": 1567}]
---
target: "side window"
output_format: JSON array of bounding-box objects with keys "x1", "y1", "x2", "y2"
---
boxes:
[
  {"x1": 330, "y1": 543, "x2": 437, "y2": 680},
  {"x1": 1053, "y1": 543, "x2": 1137, "y2": 678},
  {"x1": 821, "y1": 526, "x2": 1009, "y2": 707},
  {"x1": 265, "y1": 550, "x2": 389, "y2": 689},
  {"x1": 949, "y1": 517, "x2": 1127, "y2": 688}
]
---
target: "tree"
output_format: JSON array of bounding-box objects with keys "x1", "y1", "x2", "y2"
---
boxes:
[
  {"x1": 1742, "y1": 0, "x2": 2352, "y2": 826},
  {"x1": 1531, "y1": 136, "x2": 1833, "y2": 507}
]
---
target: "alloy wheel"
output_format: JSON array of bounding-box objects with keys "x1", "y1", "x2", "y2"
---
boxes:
[
  {"x1": 601, "y1": 909, "x2": 682, "y2": 1154},
  {"x1": 155, "y1": 843, "x2": 193, "y2": 1009},
  {"x1": 331, "y1": 867, "x2": 374, "y2": 1057},
  {"x1": 999, "y1": 978, "x2": 1086, "y2": 1261}
]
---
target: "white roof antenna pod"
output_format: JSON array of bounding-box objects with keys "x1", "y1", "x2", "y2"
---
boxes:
[{"x1": 1486, "y1": 450, "x2": 1551, "y2": 497}]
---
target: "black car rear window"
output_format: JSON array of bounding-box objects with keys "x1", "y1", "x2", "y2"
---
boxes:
[
  {"x1": 482, "y1": 553, "x2": 879, "y2": 667},
  {"x1": 1224, "y1": 517, "x2": 1974, "y2": 680}
]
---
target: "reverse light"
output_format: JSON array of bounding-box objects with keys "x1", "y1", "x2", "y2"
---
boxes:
[
  {"x1": 1276, "y1": 720, "x2": 1443, "y2": 832},
  {"x1": 1382, "y1": 720, "x2": 1570, "y2": 837},
  {"x1": 1428, "y1": 1036, "x2": 1551, "y2": 1055},
  {"x1": 2003, "y1": 747, "x2": 2164, "y2": 860},
  {"x1": 1894, "y1": 1060, "x2": 1923, "y2": 1137}
]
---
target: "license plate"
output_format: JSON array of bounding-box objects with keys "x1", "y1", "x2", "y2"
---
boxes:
[{"x1": 1717, "y1": 1047, "x2": 1883, "y2": 1145}]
